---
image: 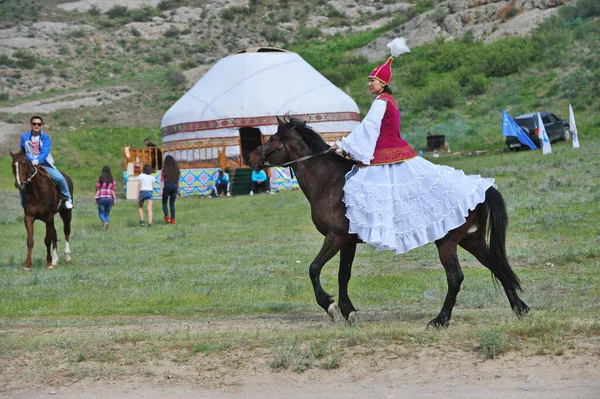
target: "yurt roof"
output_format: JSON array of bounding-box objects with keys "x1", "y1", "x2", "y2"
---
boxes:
[{"x1": 161, "y1": 49, "x2": 360, "y2": 144}]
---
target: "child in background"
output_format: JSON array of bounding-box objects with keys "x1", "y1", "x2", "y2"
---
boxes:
[
  {"x1": 95, "y1": 165, "x2": 116, "y2": 230},
  {"x1": 137, "y1": 164, "x2": 156, "y2": 227}
]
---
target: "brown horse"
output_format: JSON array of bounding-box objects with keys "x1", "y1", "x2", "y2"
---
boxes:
[
  {"x1": 249, "y1": 117, "x2": 529, "y2": 327},
  {"x1": 10, "y1": 151, "x2": 73, "y2": 271}
]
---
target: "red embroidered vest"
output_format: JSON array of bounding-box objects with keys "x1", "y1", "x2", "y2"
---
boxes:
[{"x1": 367, "y1": 93, "x2": 417, "y2": 166}]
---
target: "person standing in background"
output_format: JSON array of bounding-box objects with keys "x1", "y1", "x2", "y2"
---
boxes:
[
  {"x1": 137, "y1": 164, "x2": 156, "y2": 227},
  {"x1": 95, "y1": 165, "x2": 116, "y2": 230},
  {"x1": 144, "y1": 138, "x2": 163, "y2": 170},
  {"x1": 160, "y1": 155, "x2": 180, "y2": 224}
]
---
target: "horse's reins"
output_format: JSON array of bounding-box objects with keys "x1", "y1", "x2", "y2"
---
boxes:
[{"x1": 259, "y1": 144, "x2": 333, "y2": 168}]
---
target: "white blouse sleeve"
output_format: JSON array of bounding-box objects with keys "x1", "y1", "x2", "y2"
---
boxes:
[{"x1": 336, "y1": 99, "x2": 386, "y2": 165}]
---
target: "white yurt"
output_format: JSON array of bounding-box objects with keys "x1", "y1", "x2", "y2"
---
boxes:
[{"x1": 160, "y1": 48, "x2": 360, "y2": 168}]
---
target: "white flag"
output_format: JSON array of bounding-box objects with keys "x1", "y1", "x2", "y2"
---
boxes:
[
  {"x1": 537, "y1": 113, "x2": 552, "y2": 155},
  {"x1": 569, "y1": 104, "x2": 580, "y2": 149}
]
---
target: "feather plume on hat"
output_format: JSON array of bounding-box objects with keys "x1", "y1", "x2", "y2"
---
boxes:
[
  {"x1": 368, "y1": 37, "x2": 410, "y2": 85},
  {"x1": 387, "y1": 37, "x2": 411, "y2": 57}
]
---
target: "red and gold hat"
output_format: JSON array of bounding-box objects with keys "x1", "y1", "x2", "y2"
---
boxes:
[
  {"x1": 369, "y1": 57, "x2": 393, "y2": 85},
  {"x1": 367, "y1": 37, "x2": 411, "y2": 86}
]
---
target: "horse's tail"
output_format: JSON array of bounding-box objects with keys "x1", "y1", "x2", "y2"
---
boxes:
[{"x1": 486, "y1": 187, "x2": 522, "y2": 291}]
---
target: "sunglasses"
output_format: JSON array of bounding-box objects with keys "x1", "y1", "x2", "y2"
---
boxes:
[{"x1": 31, "y1": 123, "x2": 43, "y2": 126}]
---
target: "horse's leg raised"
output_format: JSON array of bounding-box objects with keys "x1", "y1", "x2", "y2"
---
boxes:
[
  {"x1": 429, "y1": 237, "x2": 463, "y2": 328},
  {"x1": 23, "y1": 215, "x2": 35, "y2": 271},
  {"x1": 60, "y1": 209, "x2": 72, "y2": 264},
  {"x1": 44, "y1": 218, "x2": 59, "y2": 268},
  {"x1": 338, "y1": 240, "x2": 357, "y2": 322},
  {"x1": 309, "y1": 234, "x2": 343, "y2": 321},
  {"x1": 459, "y1": 233, "x2": 529, "y2": 316}
]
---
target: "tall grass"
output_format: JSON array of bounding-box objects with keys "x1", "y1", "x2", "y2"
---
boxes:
[{"x1": 1, "y1": 138, "x2": 598, "y2": 322}]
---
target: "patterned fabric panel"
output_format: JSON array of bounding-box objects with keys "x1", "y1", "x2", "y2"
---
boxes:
[
  {"x1": 270, "y1": 167, "x2": 298, "y2": 192},
  {"x1": 124, "y1": 167, "x2": 298, "y2": 198}
]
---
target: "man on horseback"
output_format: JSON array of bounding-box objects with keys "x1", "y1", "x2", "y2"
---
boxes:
[{"x1": 20, "y1": 116, "x2": 73, "y2": 209}]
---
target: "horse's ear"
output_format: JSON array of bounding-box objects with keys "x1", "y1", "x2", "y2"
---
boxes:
[{"x1": 275, "y1": 115, "x2": 283, "y2": 126}]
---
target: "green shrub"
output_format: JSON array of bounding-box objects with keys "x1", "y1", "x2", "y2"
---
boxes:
[
  {"x1": 130, "y1": 6, "x2": 156, "y2": 22},
  {"x1": 478, "y1": 330, "x2": 505, "y2": 359},
  {"x1": 430, "y1": 8, "x2": 447, "y2": 24},
  {"x1": 560, "y1": 69, "x2": 594, "y2": 101},
  {"x1": 179, "y1": 59, "x2": 197, "y2": 70},
  {"x1": 87, "y1": 5, "x2": 101, "y2": 16},
  {"x1": 106, "y1": 5, "x2": 128, "y2": 19},
  {"x1": 421, "y1": 80, "x2": 460, "y2": 110},
  {"x1": 298, "y1": 27, "x2": 322, "y2": 40},
  {"x1": 0, "y1": 54, "x2": 15, "y2": 67},
  {"x1": 0, "y1": 92, "x2": 9, "y2": 101},
  {"x1": 261, "y1": 27, "x2": 288, "y2": 44},
  {"x1": 220, "y1": 7, "x2": 236, "y2": 21},
  {"x1": 428, "y1": 42, "x2": 468, "y2": 73},
  {"x1": 465, "y1": 74, "x2": 488, "y2": 96},
  {"x1": 164, "y1": 25, "x2": 180, "y2": 37},
  {"x1": 130, "y1": 27, "x2": 142, "y2": 37},
  {"x1": 39, "y1": 66, "x2": 53, "y2": 77},
  {"x1": 69, "y1": 28, "x2": 88, "y2": 38},
  {"x1": 322, "y1": 68, "x2": 345, "y2": 86},
  {"x1": 157, "y1": 0, "x2": 175, "y2": 11},
  {"x1": 13, "y1": 49, "x2": 38, "y2": 69},
  {"x1": 166, "y1": 68, "x2": 186, "y2": 85},
  {"x1": 481, "y1": 38, "x2": 533, "y2": 77},
  {"x1": 576, "y1": 0, "x2": 600, "y2": 18}
]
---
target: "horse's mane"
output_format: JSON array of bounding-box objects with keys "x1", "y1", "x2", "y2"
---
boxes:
[{"x1": 283, "y1": 116, "x2": 357, "y2": 167}]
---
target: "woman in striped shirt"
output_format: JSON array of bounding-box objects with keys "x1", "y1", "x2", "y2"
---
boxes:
[{"x1": 95, "y1": 165, "x2": 117, "y2": 230}]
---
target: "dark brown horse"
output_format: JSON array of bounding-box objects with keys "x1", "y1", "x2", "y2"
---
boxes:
[
  {"x1": 249, "y1": 117, "x2": 529, "y2": 327},
  {"x1": 10, "y1": 151, "x2": 73, "y2": 271}
]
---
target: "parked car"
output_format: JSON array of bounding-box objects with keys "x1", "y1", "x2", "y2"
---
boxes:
[{"x1": 506, "y1": 111, "x2": 571, "y2": 150}]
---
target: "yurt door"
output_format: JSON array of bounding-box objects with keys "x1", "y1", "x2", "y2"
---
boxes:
[{"x1": 239, "y1": 127, "x2": 262, "y2": 166}]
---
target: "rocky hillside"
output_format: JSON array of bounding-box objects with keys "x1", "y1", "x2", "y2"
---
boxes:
[
  {"x1": 0, "y1": 0, "x2": 578, "y2": 149},
  {"x1": 0, "y1": 0, "x2": 571, "y2": 100}
]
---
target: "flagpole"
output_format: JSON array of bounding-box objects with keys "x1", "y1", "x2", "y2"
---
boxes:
[{"x1": 501, "y1": 136, "x2": 504, "y2": 161}]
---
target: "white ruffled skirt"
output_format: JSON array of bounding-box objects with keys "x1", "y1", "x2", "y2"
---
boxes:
[{"x1": 343, "y1": 156, "x2": 494, "y2": 254}]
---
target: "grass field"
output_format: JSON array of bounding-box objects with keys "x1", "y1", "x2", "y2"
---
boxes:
[{"x1": 1, "y1": 138, "x2": 599, "y2": 381}]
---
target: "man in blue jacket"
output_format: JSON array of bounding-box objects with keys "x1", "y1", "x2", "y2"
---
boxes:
[
  {"x1": 19, "y1": 116, "x2": 73, "y2": 209},
  {"x1": 215, "y1": 168, "x2": 230, "y2": 197}
]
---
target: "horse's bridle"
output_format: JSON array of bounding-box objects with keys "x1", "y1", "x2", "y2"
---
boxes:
[
  {"x1": 14, "y1": 159, "x2": 38, "y2": 189},
  {"x1": 258, "y1": 142, "x2": 332, "y2": 168}
]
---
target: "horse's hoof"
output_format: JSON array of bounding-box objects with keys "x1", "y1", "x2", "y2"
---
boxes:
[
  {"x1": 23, "y1": 267, "x2": 31, "y2": 272},
  {"x1": 47, "y1": 265, "x2": 53, "y2": 269},
  {"x1": 347, "y1": 311, "x2": 359, "y2": 325},
  {"x1": 514, "y1": 303, "x2": 530, "y2": 318},
  {"x1": 426, "y1": 317, "x2": 449, "y2": 330},
  {"x1": 327, "y1": 303, "x2": 342, "y2": 323},
  {"x1": 64, "y1": 258, "x2": 72, "y2": 264}
]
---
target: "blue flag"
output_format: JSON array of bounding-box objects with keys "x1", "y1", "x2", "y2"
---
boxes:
[{"x1": 501, "y1": 110, "x2": 537, "y2": 150}]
